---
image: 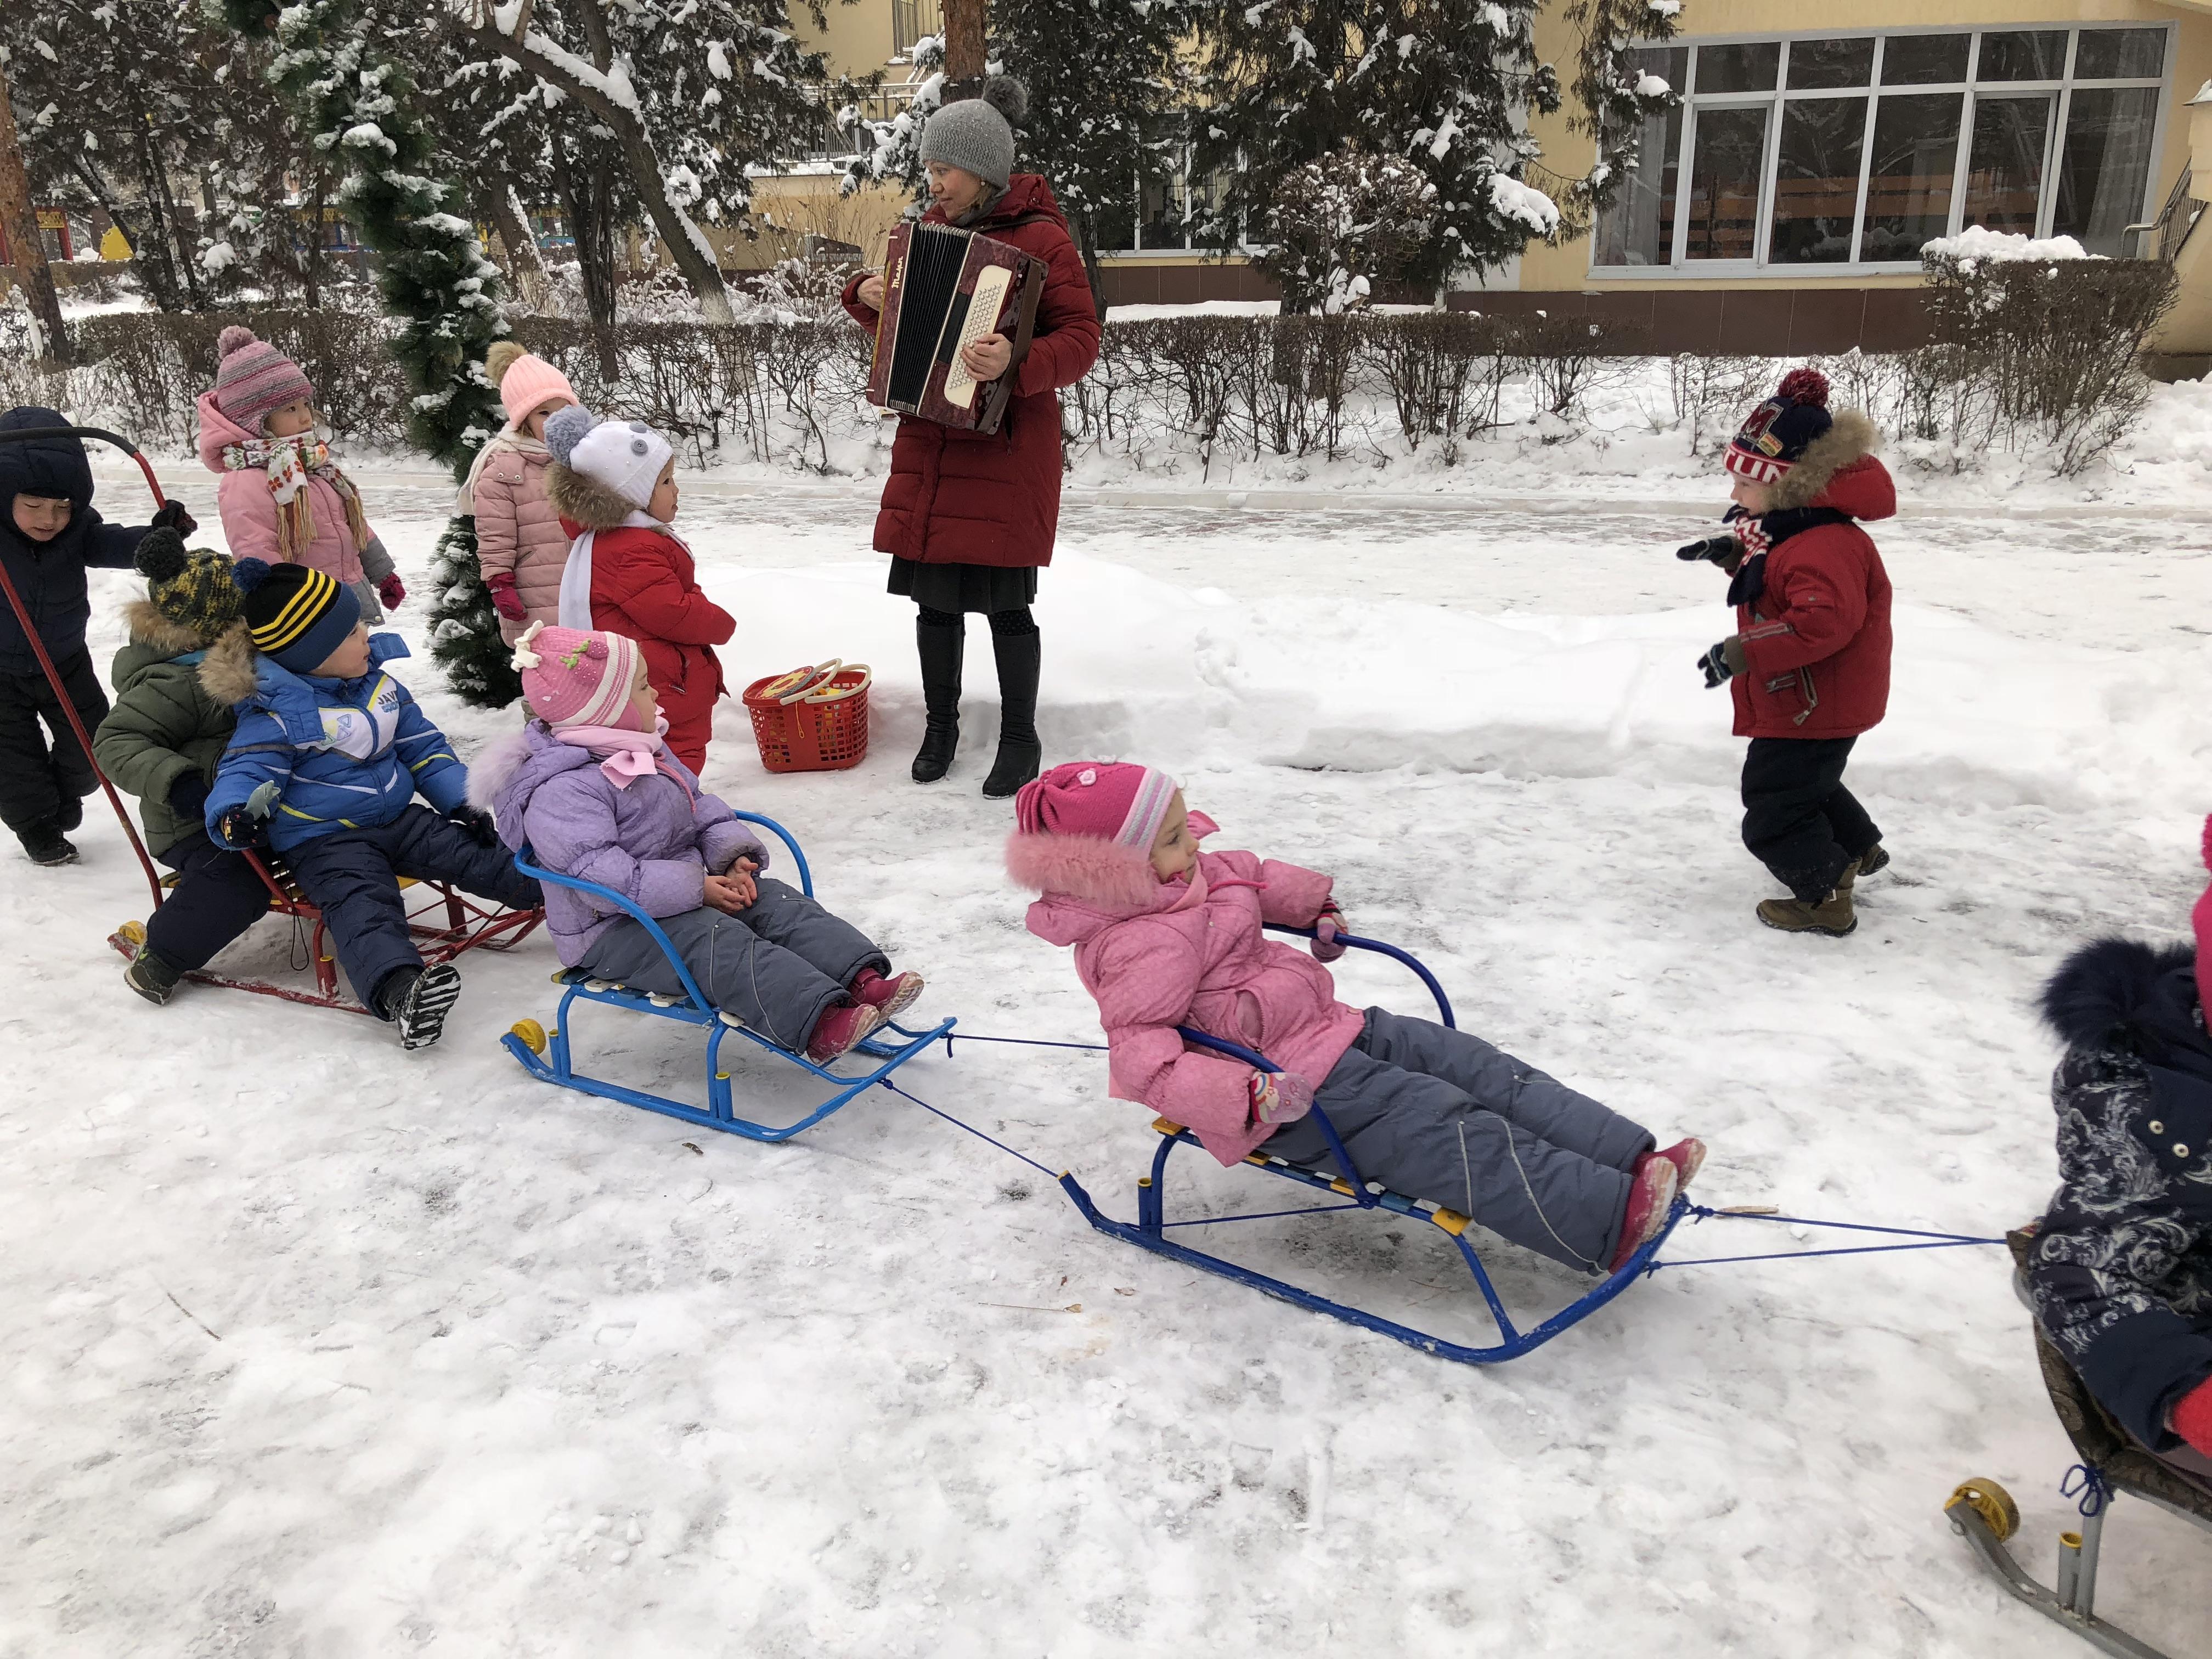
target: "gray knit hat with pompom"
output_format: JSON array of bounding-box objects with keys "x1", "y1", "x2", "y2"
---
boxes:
[{"x1": 917, "y1": 76, "x2": 1026, "y2": 190}]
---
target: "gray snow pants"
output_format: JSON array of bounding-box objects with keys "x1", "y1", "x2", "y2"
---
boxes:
[
  {"x1": 578, "y1": 878, "x2": 889, "y2": 1053},
  {"x1": 1264, "y1": 1008, "x2": 1654, "y2": 1274}
]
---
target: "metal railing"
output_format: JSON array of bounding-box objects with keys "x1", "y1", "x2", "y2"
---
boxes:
[{"x1": 2135, "y1": 165, "x2": 2203, "y2": 264}]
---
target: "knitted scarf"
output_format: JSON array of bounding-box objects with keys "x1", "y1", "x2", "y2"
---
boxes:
[
  {"x1": 1723, "y1": 505, "x2": 1852, "y2": 609},
  {"x1": 218, "y1": 435, "x2": 370, "y2": 564},
  {"x1": 552, "y1": 714, "x2": 690, "y2": 792}
]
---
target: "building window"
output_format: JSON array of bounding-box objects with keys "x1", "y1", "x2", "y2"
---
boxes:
[
  {"x1": 1593, "y1": 25, "x2": 2169, "y2": 272},
  {"x1": 1097, "y1": 117, "x2": 1242, "y2": 254}
]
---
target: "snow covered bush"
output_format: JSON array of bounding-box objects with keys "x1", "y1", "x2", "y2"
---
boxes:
[
  {"x1": 1257, "y1": 152, "x2": 1438, "y2": 315},
  {"x1": 1367, "y1": 313, "x2": 1516, "y2": 455},
  {"x1": 1513, "y1": 314, "x2": 1642, "y2": 419}
]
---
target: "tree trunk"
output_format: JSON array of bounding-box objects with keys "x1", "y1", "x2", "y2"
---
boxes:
[
  {"x1": 66, "y1": 154, "x2": 176, "y2": 311},
  {"x1": 128, "y1": 120, "x2": 188, "y2": 311},
  {"x1": 481, "y1": 178, "x2": 549, "y2": 291},
  {"x1": 1070, "y1": 206, "x2": 1107, "y2": 320},
  {"x1": 303, "y1": 173, "x2": 327, "y2": 310},
  {"x1": 941, "y1": 0, "x2": 988, "y2": 100},
  {"x1": 139, "y1": 111, "x2": 204, "y2": 310},
  {"x1": 0, "y1": 53, "x2": 70, "y2": 368},
  {"x1": 551, "y1": 136, "x2": 620, "y2": 379}
]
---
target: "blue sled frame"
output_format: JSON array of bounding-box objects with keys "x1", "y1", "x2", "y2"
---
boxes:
[
  {"x1": 1056, "y1": 925, "x2": 1688, "y2": 1364},
  {"x1": 500, "y1": 811, "x2": 953, "y2": 1141}
]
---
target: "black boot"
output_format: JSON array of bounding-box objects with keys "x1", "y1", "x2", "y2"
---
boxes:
[
  {"x1": 55, "y1": 792, "x2": 84, "y2": 832},
  {"x1": 125, "y1": 943, "x2": 185, "y2": 1006},
  {"x1": 380, "y1": 962, "x2": 463, "y2": 1049},
  {"x1": 982, "y1": 627, "x2": 1042, "y2": 800},
  {"x1": 912, "y1": 617, "x2": 964, "y2": 784},
  {"x1": 16, "y1": 818, "x2": 78, "y2": 866}
]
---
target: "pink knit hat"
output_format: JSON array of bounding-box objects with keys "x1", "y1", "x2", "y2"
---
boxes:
[
  {"x1": 512, "y1": 620, "x2": 645, "y2": 730},
  {"x1": 2194, "y1": 814, "x2": 2212, "y2": 1018},
  {"x1": 1014, "y1": 762, "x2": 1178, "y2": 847},
  {"x1": 211, "y1": 326, "x2": 314, "y2": 435},
  {"x1": 485, "y1": 340, "x2": 579, "y2": 428}
]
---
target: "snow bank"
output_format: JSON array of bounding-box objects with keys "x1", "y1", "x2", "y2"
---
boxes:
[{"x1": 1921, "y1": 227, "x2": 2096, "y2": 263}]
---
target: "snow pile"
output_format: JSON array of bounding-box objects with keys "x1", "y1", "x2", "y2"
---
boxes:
[{"x1": 1921, "y1": 227, "x2": 2097, "y2": 264}]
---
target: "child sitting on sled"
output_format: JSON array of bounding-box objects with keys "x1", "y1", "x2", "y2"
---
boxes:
[
  {"x1": 1007, "y1": 763, "x2": 1704, "y2": 1275},
  {"x1": 2024, "y1": 816, "x2": 2212, "y2": 1476},
  {"x1": 479, "y1": 622, "x2": 923, "y2": 1063},
  {"x1": 202, "y1": 559, "x2": 539, "y2": 1047}
]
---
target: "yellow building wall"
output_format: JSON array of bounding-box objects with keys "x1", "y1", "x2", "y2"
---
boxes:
[
  {"x1": 1520, "y1": 0, "x2": 2212, "y2": 294},
  {"x1": 793, "y1": 0, "x2": 901, "y2": 78}
]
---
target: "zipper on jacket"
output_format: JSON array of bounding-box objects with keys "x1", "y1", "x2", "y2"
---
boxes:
[{"x1": 1792, "y1": 664, "x2": 1819, "y2": 727}]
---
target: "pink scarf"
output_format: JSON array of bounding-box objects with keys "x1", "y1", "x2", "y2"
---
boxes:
[{"x1": 553, "y1": 714, "x2": 691, "y2": 793}]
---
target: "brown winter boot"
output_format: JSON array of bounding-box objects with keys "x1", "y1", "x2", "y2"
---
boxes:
[
  {"x1": 1853, "y1": 843, "x2": 1889, "y2": 880},
  {"x1": 1756, "y1": 864, "x2": 1857, "y2": 937}
]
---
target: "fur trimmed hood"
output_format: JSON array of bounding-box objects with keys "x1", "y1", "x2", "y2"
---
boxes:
[
  {"x1": 466, "y1": 724, "x2": 544, "y2": 815},
  {"x1": 1006, "y1": 828, "x2": 1166, "y2": 916},
  {"x1": 123, "y1": 597, "x2": 231, "y2": 657},
  {"x1": 2041, "y1": 937, "x2": 2200, "y2": 1049},
  {"x1": 195, "y1": 618, "x2": 262, "y2": 706},
  {"x1": 545, "y1": 461, "x2": 638, "y2": 531},
  {"x1": 1771, "y1": 409, "x2": 1889, "y2": 515}
]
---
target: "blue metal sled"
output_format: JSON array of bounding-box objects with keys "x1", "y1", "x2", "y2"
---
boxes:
[
  {"x1": 1056, "y1": 926, "x2": 1688, "y2": 1364},
  {"x1": 500, "y1": 811, "x2": 952, "y2": 1141}
]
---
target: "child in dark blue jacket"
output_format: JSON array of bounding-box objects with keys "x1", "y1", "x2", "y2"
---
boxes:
[
  {"x1": 0, "y1": 405, "x2": 192, "y2": 865},
  {"x1": 202, "y1": 558, "x2": 539, "y2": 1047}
]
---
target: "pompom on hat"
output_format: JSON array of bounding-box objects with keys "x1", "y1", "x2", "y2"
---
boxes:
[
  {"x1": 917, "y1": 75, "x2": 1028, "y2": 191},
  {"x1": 135, "y1": 528, "x2": 241, "y2": 637},
  {"x1": 1724, "y1": 367, "x2": 1833, "y2": 487},
  {"x1": 234, "y1": 555, "x2": 359, "y2": 674},
  {"x1": 545, "y1": 405, "x2": 671, "y2": 512},
  {"x1": 511, "y1": 620, "x2": 648, "y2": 731},
  {"x1": 484, "y1": 338, "x2": 579, "y2": 430},
  {"x1": 211, "y1": 325, "x2": 316, "y2": 436}
]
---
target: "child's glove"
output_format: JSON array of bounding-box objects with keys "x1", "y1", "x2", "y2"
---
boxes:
[
  {"x1": 1311, "y1": 900, "x2": 1349, "y2": 963},
  {"x1": 1697, "y1": 637, "x2": 1746, "y2": 689},
  {"x1": 215, "y1": 780, "x2": 281, "y2": 848},
  {"x1": 150, "y1": 500, "x2": 198, "y2": 536},
  {"x1": 167, "y1": 771, "x2": 208, "y2": 821},
  {"x1": 1675, "y1": 534, "x2": 1740, "y2": 570},
  {"x1": 485, "y1": 571, "x2": 527, "y2": 621},
  {"x1": 2174, "y1": 1376, "x2": 2212, "y2": 1458},
  {"x1": 1249, "y1": 1069, "x2": 1313, "y2": 1127},
  {"x1": 447, "y1": 805, "x2": 500, "y2": 848},
  {"x1": 377, "y1": 574, "x2": 407, "y2": 611}
]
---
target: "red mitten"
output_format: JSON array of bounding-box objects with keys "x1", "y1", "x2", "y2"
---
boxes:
[
  {"x1": 377, "y1": 573, "x2": 407, "y2": 611},
  {"x1": 1311, "y1": 900, "x2": 1348, "y2": 964},
  {"x1": 485, "y1": 570, "x2": 526, "y2": 620},
  {"x1": 2173, "y1": 1375, "x2": 2212, "y2": 1457}
]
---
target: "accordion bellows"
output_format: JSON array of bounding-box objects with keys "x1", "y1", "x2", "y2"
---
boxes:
[{"x1": 866, "y1": 223, "x2": 1048, "y2": 436}]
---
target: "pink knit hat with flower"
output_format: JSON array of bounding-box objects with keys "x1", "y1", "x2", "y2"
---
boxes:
[
  {"x1": 1015, "y1": 761, "x2": 1178, "y2": 847},
  {"x1": 211, "y1": 326, "x2": 315, "y2": 435},
  {"x1": 511, "y1": 620, "x2": 645, "y2": 730},
  {"x1": 2194, "y1": 814, "x2": 2212, "y2": 1017},
  {"x1": 484, "y1": 340, "x2": 579, "y2": 429}
]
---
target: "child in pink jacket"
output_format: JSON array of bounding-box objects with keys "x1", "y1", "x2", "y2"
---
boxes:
[
  {"x1": 463, "y1": 341, "x2": 580, "y2": 645},
  {"x1": 1007, "y1": 763, "x2": 1703, "y2": 1274},
  {"x1": 196, "y1": 327, "x2": 399, "y2": 627}
]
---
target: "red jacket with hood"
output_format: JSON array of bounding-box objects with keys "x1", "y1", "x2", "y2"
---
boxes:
[
  {"x1": 1730, "y1": 410, "x2": 1896, "y2": 741},
  {"x1": 840, "y1": 174, "x2": 1103, "y2": 569}
]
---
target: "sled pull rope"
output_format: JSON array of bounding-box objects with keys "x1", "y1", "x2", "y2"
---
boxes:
[
  {"x1": 1645, "y1": 1204, "x2": 2007, "y2": 1272},
  {"x1": 880, "y1": 1080, "x2": 1061, "y2": 1180},
  {"x1": 2061, "y1": 1463, "x2": 2111, "y2": 1519}
]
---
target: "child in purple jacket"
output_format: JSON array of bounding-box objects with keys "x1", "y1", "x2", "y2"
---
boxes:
[{"x1": 475, "y1": 623, "x2": 923, "y2": 1061}]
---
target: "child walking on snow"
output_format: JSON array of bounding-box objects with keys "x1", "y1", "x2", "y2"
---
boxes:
[
  {"x1": 464, "y1": 341, "x2": 580, "y2": 644},
  {"x1": 197, "y1": 326, "x2": 403, "y2": 627},
  {"x1": 1007, "y1": 763, "x2": 1703, "y2": 1275},
  {"x1": 92, "y1": 530, "x2": 275, "y2": 1004},
  {"x1": 1, "y1": 405, "x2": 194, "y2": 866},
  {"x1": 481, "y1": 622, "x2": 924, "y2": 1063},
  {"x1": 203, "y1": 558, "x2": 539, "y2": 1047},
  {"x1": 1680, "y1": 367, "x2": 1895, "y2": 938},
  {"x1": 543, "y1": 408, "x2": 733, "y2": 775}
]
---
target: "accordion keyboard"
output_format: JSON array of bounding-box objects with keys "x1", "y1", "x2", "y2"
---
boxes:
[{"x1": 941, "y1": 263, "x2": 1014, "y2": 409}]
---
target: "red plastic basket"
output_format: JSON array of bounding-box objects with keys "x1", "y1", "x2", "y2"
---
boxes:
[{"x1": 742, "y1": 660, "x2": 873, "y2": 773}]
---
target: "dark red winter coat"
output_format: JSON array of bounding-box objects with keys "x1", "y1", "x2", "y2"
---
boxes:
[
  {"x1": 1731, "y1": 411, "x2": 1895, "y2": 741},
  {"x1": 840, "y1": 174, "x2": 1102, "y2": 569}
]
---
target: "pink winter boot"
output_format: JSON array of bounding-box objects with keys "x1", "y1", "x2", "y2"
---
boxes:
[
  {"x1": 851, "y1": 967, "x2": 925, "y2": 1021},
  {"x1": 1655, "y1": 1137, "x2": 1707, "y2": 1189},
  {"x1": 1608, "y1": 1154, "x2": 1680, "y2": 1272},
  {"x1": 805, "y1": 1001, "x2": 885, "y2": 1063}
]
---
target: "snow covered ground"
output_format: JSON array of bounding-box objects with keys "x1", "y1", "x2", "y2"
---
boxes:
[{"x1": 3, "y1": 482, "x2": 2210, "y2": 1656}]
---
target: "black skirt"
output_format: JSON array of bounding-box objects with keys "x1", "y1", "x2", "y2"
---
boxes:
[{"x1": 887, "y1": 557, "x2": 1039, "y2": 614}]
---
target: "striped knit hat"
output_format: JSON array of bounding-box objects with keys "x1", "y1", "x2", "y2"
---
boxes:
[
  {"x1": 211, "y1": 326, "x2": 315, "y2": 436},
  {"x1": 1725, "y1": 368, "x2": 1833, "y2": 487},
  {"x1": 1014, "y1": 761, "x2": 1177, "y2": 849},
  {"x1": 511, "y1": 620, "x2": 647, "y2": 731},
  {"x1": 234, "y1": 557, "x2": 360, "y2": 674},
  {"x1": 136, "y1": 528, "x2": 241, "y2": 638}
]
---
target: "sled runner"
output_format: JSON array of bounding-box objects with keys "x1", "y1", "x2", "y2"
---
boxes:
[
  {"x1": 1053, "y1": 926, "x2": 1690, "y2": 1365},
  {"x1": 0, "y1": 424, "x2": 546, "y2": 1013},
  {"x1": 500, "y1": 811, "x2": 953, "y2": 1141},
  {"x1": 1944, "y1": 1228, "x2": 2212, "y2": 1658}
]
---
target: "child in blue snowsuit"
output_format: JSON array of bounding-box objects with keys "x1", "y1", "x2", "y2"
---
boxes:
[
  {"x1": 1, "y1": 405, "x2": 194, "y2": 865},
  {"x1": 202, "y1": 557, "x2": 539, "y2": 1047}
]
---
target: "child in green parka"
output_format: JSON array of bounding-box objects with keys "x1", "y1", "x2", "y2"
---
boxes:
[{"x1": 91, "y1": 529, "x2": 273, "y2": 1003}]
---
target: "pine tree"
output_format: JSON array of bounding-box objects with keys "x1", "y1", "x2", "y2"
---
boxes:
[
  {"x1": 219, "y1": 0, "x2": 521, "y2": 707},
  {"x1": 1188, "y1": 0, "x2": 1675, "y2": 309}
]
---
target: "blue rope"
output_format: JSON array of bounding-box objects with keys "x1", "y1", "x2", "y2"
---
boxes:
[
  {"x1": 880, "y1": 1080, "x2": 1061, "y2": 1180},
  {"x1": 1646, "y1": 1203, "x2": 2007, "y2": 1272},
  {"x1": 941, "y1": 1031, "x2": 1110, "y2": 1056},
  {"x1": 2062, "y1": 1463, "x2": 2112, "y2": 1519}
]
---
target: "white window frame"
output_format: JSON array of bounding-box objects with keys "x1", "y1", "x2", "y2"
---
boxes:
[{"x1": 1591, "y1": 22, "x2": 2174, "y2": 278}]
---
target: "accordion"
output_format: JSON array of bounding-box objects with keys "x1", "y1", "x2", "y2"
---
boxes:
[{"x1": 865, "y1": 222, "x2": 1048, "y2": 436}]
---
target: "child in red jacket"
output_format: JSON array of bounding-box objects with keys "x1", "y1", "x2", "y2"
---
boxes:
[
  {"x1": 543, "y1": 408, "x2": 733, "y2": 774},
  {"x1": 1681, "y1": 369, "x2": 1895, "y2": 938}
]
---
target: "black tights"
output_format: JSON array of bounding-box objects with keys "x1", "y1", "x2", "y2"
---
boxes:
[{"x1": 917, "y1": 605, "x2": 1037, "y2": 637}]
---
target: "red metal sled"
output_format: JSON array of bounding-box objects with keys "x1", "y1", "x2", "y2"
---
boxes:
[{"x1": 0, "y1": 424, "x2": 544, "y2": 1012}]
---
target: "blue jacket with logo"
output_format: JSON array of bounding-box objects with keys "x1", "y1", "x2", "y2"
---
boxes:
[{"x1": 203, "y1": 633, "x2": 467, "y2": 850}]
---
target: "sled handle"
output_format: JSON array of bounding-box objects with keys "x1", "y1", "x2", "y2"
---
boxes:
[
  {"x1": 1174, "y1": 1025, "x2": 1372, "y2": 1206},
  {"x1": 1264, "y1": 924, "x2": 1455, "y2": 1030}
]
